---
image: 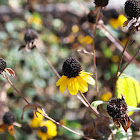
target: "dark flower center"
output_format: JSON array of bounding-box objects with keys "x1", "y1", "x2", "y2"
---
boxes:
[
  {"x1": 28, "y1": 111, "x2": 34, "y2": 119},
  {"x1": 94, "y1": 0, "x2": 109, "y2": 7},
  {"x1": 40, "y1": 126, "x2": 47, "y2": 133},
  {"x1": 0, "y1": 58, "x2": 7, "y2": 74},
  {"x1": 107, "y1": 97, "x2": 127, "y2": 119},
  {"x1": 3, "y1": 111, "x2": 16, "y2": 125},
  {"x1": 62, "y1": 57, "x2": 81, "y2": 78},
  {"x1": 125, "y1": 0, "x2": 140, "y2": 19}
]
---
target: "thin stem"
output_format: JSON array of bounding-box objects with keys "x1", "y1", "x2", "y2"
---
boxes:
[
  {"x1": 36, "y1": 46, "x2": 60, "y2": 79},
  {"x1": 92, "y1": 39, "x2": 99, "y2": 99},
  {"x1": 118, "y1": 46, "x2": 140, "y2": 77},
  {"x1": 4, "y1": 74, "x2": 29, "y2": 104},
  {"x1": 93, "y1": 6, "x2": 101, "y2": 37},
  {"x1": 113, "y1": 26, "x2": 135, "y2": 97},
  {"x1": 79, "y1": 92, "x2": 100, "y2": 117},
  {"x1": 39, "y1": 111, "x2": 95, "y2": 140}
]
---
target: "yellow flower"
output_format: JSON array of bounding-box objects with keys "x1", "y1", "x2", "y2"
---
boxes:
[
  {"x1": 38, "y1": 120, "x2": 57, "y2": 140},
  {"x1": 30, "y1": 109, "x2": 44, "y2": 128},
  {"x1": 56, "y1": 57, "x2": 95, "y2": 95},
  {"x1": 109, "y1": 14, "x2": 127, "y2": 29},
  {"x1": 101, "y1": 92, "x2": 112, "y2": 101}
]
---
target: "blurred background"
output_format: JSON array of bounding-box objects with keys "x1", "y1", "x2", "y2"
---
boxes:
[{"x1": 0, "y1": 0, "x2": 140, "y2": 140}]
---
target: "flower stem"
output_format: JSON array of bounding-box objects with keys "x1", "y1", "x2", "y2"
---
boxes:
[
  {"x1": 118, "y1": 46, "x2": 140, "y2": 77},
  {"x1": 113, "y1": 26, "x2": 135, "y2": 97},
  {"x1": 79, "y1": 92, "x2": 100, "y2": 117},
  {"x1": 4, "y1": 74, "x2": 29, "y2": 104},
  {"x1": 36, "y1": 46, "x2": 60, "y2": 79},
  {"x1": 40, "y1": 110, "x2": 95, "y2": 140}
]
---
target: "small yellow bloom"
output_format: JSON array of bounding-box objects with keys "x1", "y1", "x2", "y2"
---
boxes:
[
  {"x1": 101, "y1": 92, "x2": 112, "y2": 101},
  {"x1": 109, "y1": 14, "x2": 127, "y2": 29},
  {"x1": 30, "y1": 109, "x2": 44, "y2": 128},
  {"x1": 72, "y1": 25, "x2": 79, "y2": 33},
  {"x1": 56, "y1": 57, "x2": 95, "y2": 95},
  {"x1": 38, "y1": 120, "x2": 57, "y2": 140}
]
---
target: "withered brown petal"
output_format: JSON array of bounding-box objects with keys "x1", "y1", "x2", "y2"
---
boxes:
[
  {"x1": 0, "y1": 124, "x2": 7, "y2": 132},
  {"x1": 119, "y1": 118, "x2": 128, "y2": 132},
  {"x1": 5, "y1": 68, "x2": 15, "y2": 77},
  {"x1": 18, "y1": 45, "x2": 25, "y2": 51},
  {"x1": 113, "y1": 118, "x2": 120, "y2": 129},
  {"x1": 8, "y1": 125, "x2": 15, "y2": 135}
]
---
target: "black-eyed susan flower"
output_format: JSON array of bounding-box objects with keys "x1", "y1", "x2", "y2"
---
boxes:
[
  {"x1": 107, "y1": 95, "x2": 132, "y2": 132},
  {"x1": 0, "y1": 58, "x2": 15, "y2": 77},
  {"x1": 19, "y1": 29, "x2": 38, "y2": 52},
  {"x1": 29, "y1": 109, "x2": 43, "y2": 128},
  {"x1": 0, "y1": 111, "x2": 16, "y2": 135},
  {"x1": 56, "y1": 57, "x2": 95, "y2": 95},
  {"x1": 37, "y1": 120, "x2": 57, "y2": 140}
]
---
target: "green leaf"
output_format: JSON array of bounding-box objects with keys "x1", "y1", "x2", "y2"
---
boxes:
[
  {"x1": 115, "y1": 127, "x2": 132, "y2": 140},
  {"x1": 127, "y1": 106, "x2": 140, "y2": 112},
  {"x1": 91, "y1": 100, "x2": 106, "y2": 109},
  {"x1": 116, "y1": 73, "x2": 140, "y2": 115}
]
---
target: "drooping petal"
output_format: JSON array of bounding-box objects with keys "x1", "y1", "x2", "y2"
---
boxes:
[
  {"x1": 76, "y1": 76, "x2": 88, "y2": 93},
  {"x1": 59, "y1": 78, "x2": 69, "y2": 93},
  {"x1": 56, "y1": 75, "x2": 67, "y2": 86},
  {"x1": 80, "y1": 71, "x2": 95, "y2": 85},
  {"x1": 68, "y1": 78, "x2": 79, "y2": 95}
]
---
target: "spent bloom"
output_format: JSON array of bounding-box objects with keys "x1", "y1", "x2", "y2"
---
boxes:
[
  {"x1": 37, "y1": 120, "x2": 57, "y2": 140},
  {"x1": 107, "y1": 95, "x2": 131, "y2": 132},
  {"x1": 19, "y1": 29, "x2": 38, "y2": 52},
  {"x1": 0, "y1": 111, "x2": 16, "y2": 135},
  {"x1": 124, "y1": 0, "x2": 140, "y2": 30},
  {"x1": 0, "y1": 58, "x2": 15, "y2": 77},
  {"x1": 56, "y1": 57, "x2": 95, "y2": 95}
]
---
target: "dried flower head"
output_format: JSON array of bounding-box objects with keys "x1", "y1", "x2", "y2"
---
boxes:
[
  {"x1": 0, "y1": 111, "x2": 16, "y2": 135},
  {"x1": 19, "y1": 29, "x2": 38, "y2": 52},
  {"x1": 124, "y1": 0, "x2": 140, "y2": 30},
  {"x1": 0, "y1": 58, "x2": 15, "y2": 77},
  {"x1": 107, "y1": 95, "x2": 131, "y2": 132},
  {"x1": 125, "y1": 0, "x2": 140, "y2": 19},
  {"x1": 94, "y1": 0, "x2": 109, "y2": 7},
  {"x1": 3, "y1": 111, "x2": 16, "y2": 125}
]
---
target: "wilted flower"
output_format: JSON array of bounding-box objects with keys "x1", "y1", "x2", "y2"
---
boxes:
[
  {"x1": 19, "y1": 29, "x2": 38, "y2": 52},
  {"x1": 56, "y1": 57, "x2": 95, "y2": 95},
  {"x1": 37, "y1": 120, "x2": 57, "y2": 140},
  {"x1": 0, "y1": 111, "x2": 16, "y2": 135},
  {"x1": 0, "y1": 58, "x2": 15, "y2": 77},
  {"x1": 124, "y1": 0, "x2": 140, "y2": 30},
  {"x1": 107, "y1": 95, "x2": 132, "y2": 132}
]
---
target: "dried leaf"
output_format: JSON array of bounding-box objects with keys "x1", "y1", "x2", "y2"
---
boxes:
[
  {"x1": 5, "y1": 68, "x2": 15, "y2": 77},
  {"x1": 21, "y1": 103, "x2": 42, "y2": 120}
]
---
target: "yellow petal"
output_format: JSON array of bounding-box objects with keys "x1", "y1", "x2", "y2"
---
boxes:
[
  {"x1": 76, "y1": 76, "x2": 88, "y2": 93},
  {"x1": 81, "y1": 75, "x2": 95, "y2": 85},
  {"x1": 80, "y1": 71, "x2": 92, "y2": 76},
  {"x1": 59, "y1": 77, "x2": 69, "y2": 93},
  {"x1": 68, "y1": 78, "x2": 79, "y2": 95},
  {"x1": 56, "y1": 75, "x2": 67, "y2": 86}
]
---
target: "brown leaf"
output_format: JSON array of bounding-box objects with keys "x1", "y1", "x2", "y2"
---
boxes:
[
  {"x1": 5, "y1": 68, "x2": 15, "y2": 77},
  {"x1": 21, "y1": 103, "x2": 42, "y2": 120}
]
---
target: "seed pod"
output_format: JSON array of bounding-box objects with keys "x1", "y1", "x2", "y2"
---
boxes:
[{"x1": 94, "y1": 0, "x2": 109, "y2": 7}]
